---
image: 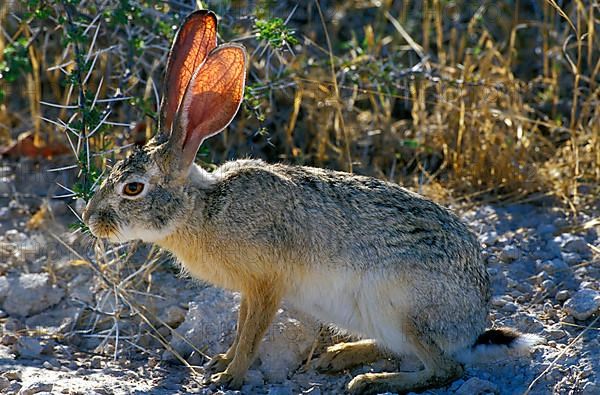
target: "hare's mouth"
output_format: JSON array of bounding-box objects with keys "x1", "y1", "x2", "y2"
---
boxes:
[{"x1": 87, "y1": 218, "x2": 123, "y2": 242}]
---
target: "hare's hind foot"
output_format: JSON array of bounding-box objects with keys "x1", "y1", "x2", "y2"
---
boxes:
[
  {"x1": 346, "y1": 317, "x2": 464, "y2": 394},
  {"x1": 315, "y1": 339, "x2": 383, "y2": 373},
  {"x1": 347, "y1": 362, "x2": 462, "y2": 395}
]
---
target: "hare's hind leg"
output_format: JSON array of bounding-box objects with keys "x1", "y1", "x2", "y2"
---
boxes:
[
  {"x1": 315, "y1": 339, "x2": 383, "y2": 372},
  {"x1": 347, "y1": 320, "x2": 463, "y2": 395},
  {"x1": 210, "y1": 280, "x2": 283, "y2": 389},
  {"x1": 205, "y1": 295, "x2": 249, "y2": 373}
]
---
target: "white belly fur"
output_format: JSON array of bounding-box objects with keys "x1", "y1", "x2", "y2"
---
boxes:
[{"x1": 285, "y1": 268, "x2": 413, "y2": 355}]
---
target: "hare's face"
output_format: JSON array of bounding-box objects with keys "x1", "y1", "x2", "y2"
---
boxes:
[
  {"x1": 83, "y1": 10, "x2": 246, "y2": 244},
  {"x1": 82, "y1": 144, "x2": 188, "y2": 243}
]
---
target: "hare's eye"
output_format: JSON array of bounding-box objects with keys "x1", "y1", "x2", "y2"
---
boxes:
[{"x1": 123, "y1": 182, "x2": 144, "y2": 196}]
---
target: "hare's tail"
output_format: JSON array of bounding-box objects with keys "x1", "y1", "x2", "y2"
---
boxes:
[{"x1": 455, "y1": 327, "x2": 544, "y2": 365}]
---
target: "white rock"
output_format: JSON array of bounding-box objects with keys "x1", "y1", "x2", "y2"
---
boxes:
[
  {"x1": 2, "y1": 273, "x2": 64, "y2": 317},
  {"x1": 258, "y1": 308, "x2": 320, "y2": 382},
  {"x1": 165, "y1": 287, "x2": 239, "y2": 360},
  {"x1": 564, "y1": 289, "x2": 600, "y2": 320}
]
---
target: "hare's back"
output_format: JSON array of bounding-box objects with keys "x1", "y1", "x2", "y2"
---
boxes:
[{"x1": 211, "y1": 161, "x2": 481, "y2": 273}]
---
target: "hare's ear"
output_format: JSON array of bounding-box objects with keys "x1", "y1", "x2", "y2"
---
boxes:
[
  {"x1": 160, "y1": 10, "x2": 217, "y2": 133},
  {"x1": 172, "y1": 44, "x2": 246, "y2": 170}
]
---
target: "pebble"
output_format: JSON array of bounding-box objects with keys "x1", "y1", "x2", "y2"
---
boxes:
[
  {"x1": 541, "y1": 279, "x2": 555, "y2": 293},
  {"x1": 538, "y1": 258, "x2": 569, "y2": 273},
  {"x1": 544, "y1": 329, "x2": 567, "y2": 340},
  {"x1": 544, "y1": 240, "x2": 562, "y2": 259},
  {"x1": 480, "y1": 232, "x2": 498, "y2": 246},
  {"x1": 90, "y1": 355, "x2": 103, "y2": 369},
  {"x1": 499, "y1": 245, "x2": 520, "y2": 262},
  {"x1": 562, "y1": 236, "x2": 591, "y2": 255},
  {"x1": 561, "y1": 252, "x2": 582, "y2": 265},
  {"x1": 3, "y1": 370, "x2": 22, "y2": 381},
  {"x1": 491, "y1": 295, "x2": 511, "y2": 307},
  {"x1": 15, "y1": 337, "x2": 43, "y2": 358},
  {"x1": 0, "y1": 376, "x2": 9, "y2": 390},
  {"x1": 455, "y1": 377, "x2": 499, "y2": 395},
  {"x1": 4, "y1": 229, "x2": 27, "y2": 243},
  {"x1": 6, "y1": 382, "x2": 23, "y2": 394},
  {"x1": 501, "y1": 302, "x2": 519, "y2": 313},
  {"x1": 563, "y1": 289, "x2": 600, "y2": 320},
  {"x1": 0, "y1": 206, "x2": 9, "y2": 220},
  {"x1": 17, "y1": 382, "x2": 53, "y2": 395},
  {"x1": 556, "y1": 290, "x2": 570, "y2": 303},
  {"x1": 1, "y1": 333, "x2": 18, "y2": 346}
]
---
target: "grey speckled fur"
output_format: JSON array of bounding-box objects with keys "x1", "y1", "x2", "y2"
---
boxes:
[{"x1": 86, "y1": 141, "x2": 490, "y2": 351}]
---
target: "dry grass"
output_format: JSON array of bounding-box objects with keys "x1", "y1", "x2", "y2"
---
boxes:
[{"x1": 1, "y1": 1, "x2": 598, "y2": 207}]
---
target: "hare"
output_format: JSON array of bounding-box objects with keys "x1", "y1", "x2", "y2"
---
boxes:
[{"x1": 83, "y1": 10, "x2": 542, "y2": 394}]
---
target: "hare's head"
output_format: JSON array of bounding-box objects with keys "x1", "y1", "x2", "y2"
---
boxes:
[{"x1": 83, "y1": 11, "x2": 246, "y2": 242}]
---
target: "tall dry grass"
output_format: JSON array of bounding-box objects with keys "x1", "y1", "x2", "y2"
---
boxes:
[{"x1": 1, "y1": 1, "x2": 598, "y2": 208}]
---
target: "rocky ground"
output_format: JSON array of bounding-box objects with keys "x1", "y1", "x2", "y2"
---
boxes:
[{"x1": 0, "y1": 159, "x2": 598, "y2": 395}]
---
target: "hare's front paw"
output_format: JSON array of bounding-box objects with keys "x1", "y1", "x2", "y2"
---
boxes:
[
  {"x1": 205, "y1": 353, "x2": 231, "y2": 373},
  {"x1": 209, "y1": 370, "x2": 244, "y2": 390}
]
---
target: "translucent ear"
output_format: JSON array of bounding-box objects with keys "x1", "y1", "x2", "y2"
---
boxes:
[
  {"x1": 160, "y1": 10, "x2": 217, "y2": 133},
  {"x1": 175, "y1": 44, "x2": 247, "y2": 169}
]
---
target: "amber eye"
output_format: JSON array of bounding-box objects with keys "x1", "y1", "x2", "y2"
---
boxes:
[{"x1": 123, "y1": 182, "x2": 144, "y2": 196}]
